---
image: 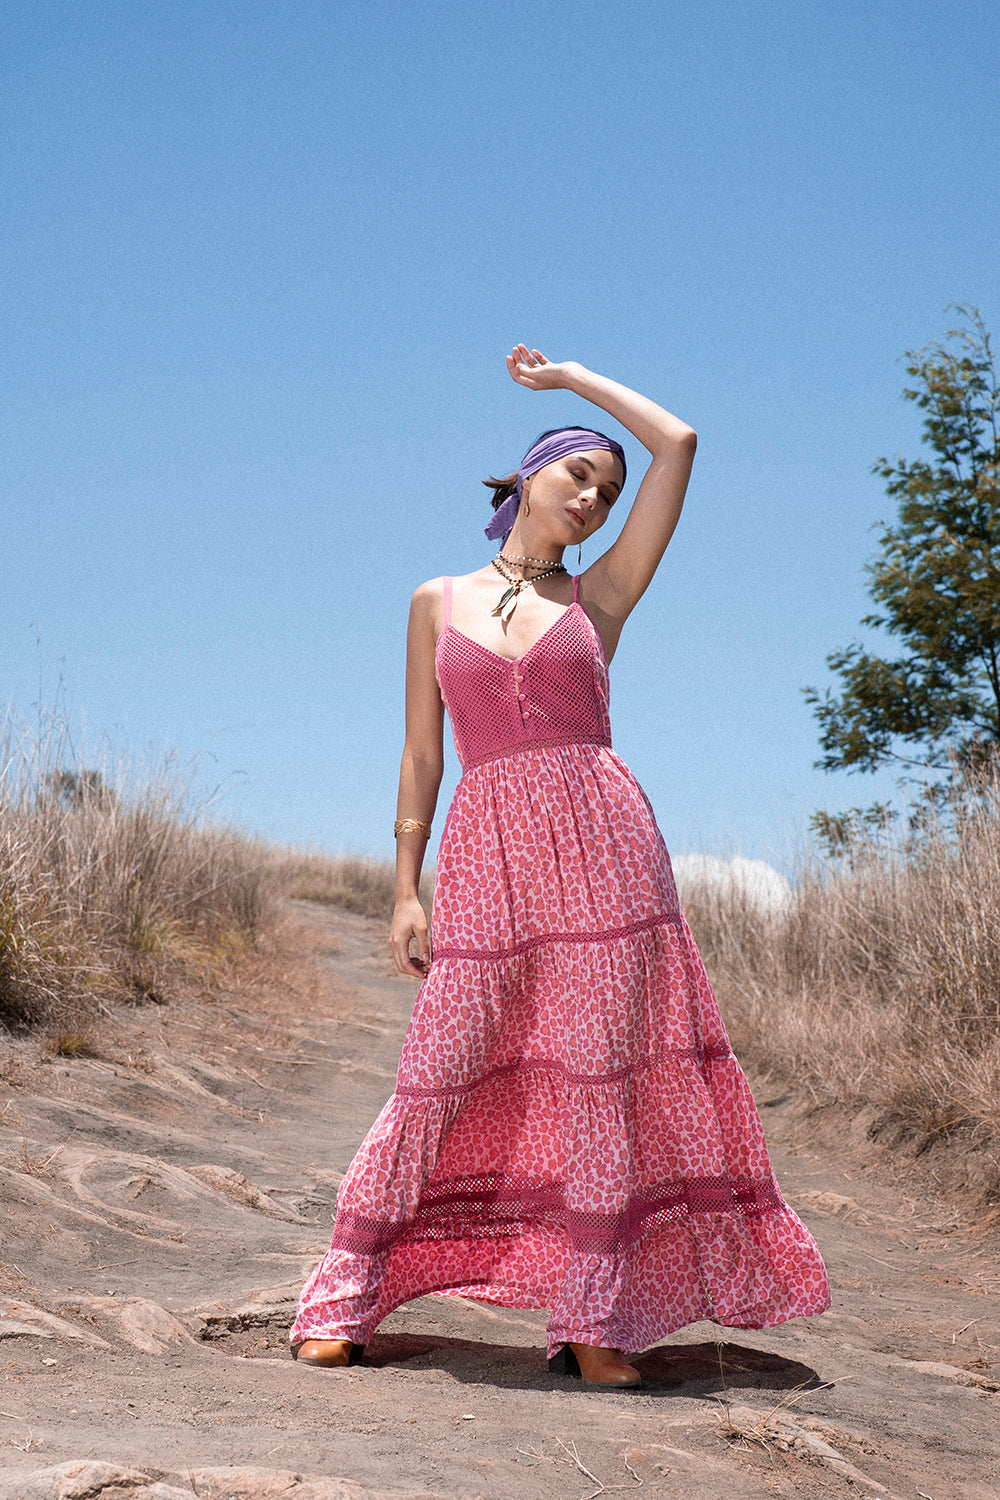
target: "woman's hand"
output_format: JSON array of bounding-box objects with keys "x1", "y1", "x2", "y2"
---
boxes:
[
  {"x1": 506, "y1": 344, "x2": 580, "y2": 391},
  {"x1": 390, "y1": 895, "x2": 432, "y2": 979}
]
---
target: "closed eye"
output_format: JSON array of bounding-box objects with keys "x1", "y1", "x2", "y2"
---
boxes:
[{"x1": 571, "y1": 462, "x2": 617, "y2": 507}]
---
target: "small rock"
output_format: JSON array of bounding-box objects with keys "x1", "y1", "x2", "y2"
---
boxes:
[
  {"x1": 52, "y1": 1296, "x2": 193, "y2": 1355},
  {"x1": 187, "y1": 1165, "x2": 315, "y2": 1223},
  {"x1": 0, "y1": 1297, "x2": 112, "y2": 1349},
  {"x1": 108, "y1": 1297, "x2": 194, "y2": 1356},
  {"x1": 905, "y1": 1359, "x2": 1000, "y2": 1391},
  {"x1": 0, "y1": 1460, "x2": 189, "y2": 1500}
]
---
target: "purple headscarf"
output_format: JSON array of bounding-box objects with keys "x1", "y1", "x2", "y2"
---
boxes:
[{"x1": 484, "y1": 428, "x2": 627, "y2": 542}]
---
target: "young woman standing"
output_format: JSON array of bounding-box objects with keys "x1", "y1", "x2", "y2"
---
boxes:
[{"x1": 291, "y1": 346, "x2": 829, "y2": 1386}]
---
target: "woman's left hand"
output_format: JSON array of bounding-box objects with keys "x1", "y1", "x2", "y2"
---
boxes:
[{"x1": 506, "y1": 344, "x2": 579, "y2": 391}]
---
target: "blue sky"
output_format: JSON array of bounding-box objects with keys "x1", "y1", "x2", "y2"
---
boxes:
[{"x1": 3, "y1": 1, "x2": 998, "y2": 867}]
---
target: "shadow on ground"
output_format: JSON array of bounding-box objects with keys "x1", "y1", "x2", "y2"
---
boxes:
[
  {"x1": 213, "y1": 1314, "x2": 822, "y2": 1397},
  {"x1": 364, "y1": 1333, "x2": 822, "y2": 1396}
]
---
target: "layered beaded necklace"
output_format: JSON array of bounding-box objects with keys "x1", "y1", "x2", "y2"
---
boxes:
[{"x1": 491, "y1": 552, "x2": 566, "y2": 623}]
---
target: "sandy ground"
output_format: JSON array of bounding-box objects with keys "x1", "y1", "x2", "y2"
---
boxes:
[{"x1": 1, "y1": 899, "x2": 999, "y2": 1500}]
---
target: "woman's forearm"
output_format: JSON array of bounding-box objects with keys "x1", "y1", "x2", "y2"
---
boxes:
[
  {"x1": 394, "y1": 746, "x2": 443, "y2": 900},
  {"x1": 394, "y1": 833, "x2": 430, "y2": 903},
  {"x1": 561, "y1": 363, "x2": 695, "y2": 457}
]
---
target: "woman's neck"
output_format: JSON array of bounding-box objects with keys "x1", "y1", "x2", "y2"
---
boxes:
[{"x1": 500, "y1": 527, "x2": 565, "y2": 568}]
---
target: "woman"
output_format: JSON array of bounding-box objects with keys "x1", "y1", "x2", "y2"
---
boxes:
[{"x1": 291, "y1": 346, "x2": 830, "y2": 1387}]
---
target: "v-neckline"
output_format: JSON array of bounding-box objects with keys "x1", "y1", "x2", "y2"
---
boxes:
[{"x1": 442, "y1": 602, "x2": 579, "y2": 665}]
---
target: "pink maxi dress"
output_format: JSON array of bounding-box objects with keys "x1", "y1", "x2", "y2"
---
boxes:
[{"x1": 291, "y1": 576, "x2": 830, "y2": 1356}]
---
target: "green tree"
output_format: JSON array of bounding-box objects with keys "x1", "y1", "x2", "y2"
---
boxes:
[{"x1": 806, "y1": 306, "x2": 1000, "y2": 786}]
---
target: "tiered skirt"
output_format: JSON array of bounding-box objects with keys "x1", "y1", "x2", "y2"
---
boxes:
[{"x1": 291, "y1": 744, "x2": 829, "y2": 1355}]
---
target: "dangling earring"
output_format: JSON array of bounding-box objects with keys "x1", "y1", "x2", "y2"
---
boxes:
[{"x1": 577, "y1": 541, "x2": 583, "y2": 567}]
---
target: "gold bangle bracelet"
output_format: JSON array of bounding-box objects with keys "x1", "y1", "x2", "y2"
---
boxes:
[{"x1": 394, "y1": 818, "x2": 432, "y2": 839}]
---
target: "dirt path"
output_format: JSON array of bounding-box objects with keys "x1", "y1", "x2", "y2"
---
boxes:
[{"x1": 1, "y1": 900, "x2": 998, "y2": 1500}]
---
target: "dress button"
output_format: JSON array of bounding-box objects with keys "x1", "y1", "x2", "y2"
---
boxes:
[{"x1": 518, "y1": 692, "x2": 526, "y2": 701}]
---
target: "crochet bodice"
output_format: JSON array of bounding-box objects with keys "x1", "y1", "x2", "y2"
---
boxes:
[{"x1": 434, "y1": 575, "x2": 613, "y2": 772}]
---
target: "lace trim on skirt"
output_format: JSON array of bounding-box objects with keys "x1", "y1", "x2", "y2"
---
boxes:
[{"x1": 331, "y1": 1171, "x2": 786, "y2": 1258}]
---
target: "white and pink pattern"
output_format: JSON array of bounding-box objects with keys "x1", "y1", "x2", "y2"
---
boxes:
[{"x1": 291, "y1": 578, "x2": 830, "y2": 1356}]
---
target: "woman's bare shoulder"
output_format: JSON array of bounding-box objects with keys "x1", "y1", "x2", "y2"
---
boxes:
[
  {"x1": 405, "y1": 578, "x2": 444, "y2": 645},
  {"x1": 411, "y1": 568, "x2": 491, "y2": 612},
  {"x1": 411, "y1": 576, "x2": 445, "y2": 607}
]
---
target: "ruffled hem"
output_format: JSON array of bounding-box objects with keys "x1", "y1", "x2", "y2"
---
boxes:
[
  {"x1": 292, "y1": 1046, "x2": 831, "y2": 1353},
  {"x1": 290, "y1": 1207, "x2": 831, "y2": 1355}
]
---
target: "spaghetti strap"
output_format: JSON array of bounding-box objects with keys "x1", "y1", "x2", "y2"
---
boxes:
[
  {"x1": 442, "y1": 576, "x2": 453, "y2": 628},
  {"x1": 572, "y1": 573, "x2": 580, "y2": 603}
]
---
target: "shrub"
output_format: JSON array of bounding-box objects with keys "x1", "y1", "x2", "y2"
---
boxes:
[{"x1": 679, "y1": 761, "x2": 1000, "y2": 1153}]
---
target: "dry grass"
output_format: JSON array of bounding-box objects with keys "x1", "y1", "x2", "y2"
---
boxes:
[
  {"x1": 0, "y1": 714, "x2": 436, "y2": 1041},
  {"x1": 0, "y1": 717, "x2": 275, "y2": 1031},
  {"x1": 679, "y1": 763, "x2": 1000, "y2": 1165},
  {"x1": 272, "y1": 850, "x2": 433, "y2": 920}
]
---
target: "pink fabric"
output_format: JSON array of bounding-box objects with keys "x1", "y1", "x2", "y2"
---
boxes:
[
  {"x1": 436, "y1": 573, "x2": 612, "y2": 770},
  {"x1": 292, "y1": 579, "x2": 830, "y2": 1356}
]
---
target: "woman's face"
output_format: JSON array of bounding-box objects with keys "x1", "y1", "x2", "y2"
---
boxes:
[{"x1": 523, "y1": 449, "x2": 624, "y2": 543}]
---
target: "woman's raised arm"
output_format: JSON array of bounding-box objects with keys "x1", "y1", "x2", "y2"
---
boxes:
[{"x1": 507, "y1": 347, "x2": 697, "y2": 629}]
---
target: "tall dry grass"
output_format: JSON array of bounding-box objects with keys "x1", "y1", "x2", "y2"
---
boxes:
[
  {"x1": 0, "y1": 718, "x2": 275, "y2": 1029},
  {"x1": 679, "y1": 764, "x2": 1000, "y2": 1158},
  {"x1": 274, "y1": 851, "x2": 433, "y2": 920}
]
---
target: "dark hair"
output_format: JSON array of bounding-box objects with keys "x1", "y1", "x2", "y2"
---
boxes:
[
  {"x1": 482, "y1": 468, "x2": 519, "y2": 512},
  {"x1": 481, "y1": 428, "x2": 598, "y2": 512}
]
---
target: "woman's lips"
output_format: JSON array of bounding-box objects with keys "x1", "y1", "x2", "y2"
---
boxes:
[{"x1": 566, "y1": 508, "x2": 586, "y2": 528}]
